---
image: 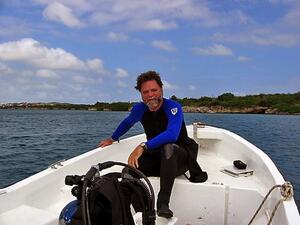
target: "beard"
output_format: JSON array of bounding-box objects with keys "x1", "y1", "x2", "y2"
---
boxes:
[{"x1": 146, "y1": 96, "x2": 163, "y2": 110}]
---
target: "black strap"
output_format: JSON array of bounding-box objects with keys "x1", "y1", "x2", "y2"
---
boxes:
[{"x1": 113, "y1": 180, "x2": 131, "y2": 225}]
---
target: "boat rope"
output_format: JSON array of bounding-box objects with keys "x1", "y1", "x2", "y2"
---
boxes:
[{"x1": 248, "y1": 181, "x2": 294, "y2": 225}]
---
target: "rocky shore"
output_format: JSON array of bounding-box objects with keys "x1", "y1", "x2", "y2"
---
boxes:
[
  {"x1": 182, "y1": 106, "x2": 291, "y2": 114},
  {"x1": 1, "y1": 103, "x2": 299, "y2": 115}
]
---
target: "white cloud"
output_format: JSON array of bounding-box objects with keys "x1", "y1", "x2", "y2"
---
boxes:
[
  {"x1": 43, "y1": 2, "x2": 84, "y2": 28},
  {"x1": 0, "y1": 38, "x2": 109, "y2": 73},
  {"x1": 72, "y1": 75, "x2": 89, "y2": 84},
  {"x1": 19, "y1": 70, "x2": 34, "y2": 78},
  {"x1": 34, "y1": 0, "x2": 93, "y2": 12},
  {"x1": 250, "y1": 33, "x2": 299, "y2": 47},
  {"x1": 117, "y1": 80, "x2": 127, "y2": 87},
  {"x1": 0, "y1": 16, "x2": 30, "y2": 37},
  {"x1": 188, "y1": 85, "x2": 196, "y2": 91},
  {"x1": 163, "y1": 80, "x2": 177, "y2": 90},
  {"x1": 36, "y1": 83, "x2": 57, "y2": 90},
  {"x1": 267, "y1": 0, "x2": 299, "y2": 5},
  {"x1": 33, "y1": 0, "x2": 261, "y2": 32},
  {"x1": 86, "y1": 59, "x2": 105, "y2": 74},
  {"x1": 36, "y1": 69, "x2": 59, "y2": 79},
  {"x1": 213, "y1": 29, "x2": 300, "y2": 47},
  {"x1": 96, "y1": 78, "x2": 104, "y2": 83},
  {"x1": 193, "y1": 44, "x2": 233, "y2": 56},
  {"x1": 115, "y1": 68, "x2": 129, "y2": 78},
  {"x1": 36, "y1": 92, "x2": 48, "y2": 99},
  {"x1": 152, "y1": 40, "x2": 177, "y2": 52},
  {"x1": 17, "y1": 80, "x2": 57, "y2": 91},
  {"x1": 72, "y1": 75, "x2": 102, "y2": 84},
  {"x1": 73, "y1": 0, "x2": 220, "y2": 30},
  {"x1": 0, "y1": 38, "x2": 85, "y2": 70},
  {"x1": 89, "y1": 12, "x2": 118, "y2": 26},
  {"x1": 282, "y1": 4, "x2": 300, "y2": 28},
  {"x1": 128, "y1": 19, "x2": 178, "y2": 31},
  {"x1": 237, "y1": 56, "x2": 250, "y2": 62},
  {"x1": 106, "y1": 32, "x2": 128, "y2": 42},
  {"x1": 209, "y1": 10, "x2": 253, "y2": 28},
  {"x1": 0, "y1": 38, "x2": 112, "y2": 103},
  {"x1": 0, "y1": 62, "x2": 13, "y2": 74},
  {"x1": 230, "y1": 10, "x2": 252, "y2": 25}
]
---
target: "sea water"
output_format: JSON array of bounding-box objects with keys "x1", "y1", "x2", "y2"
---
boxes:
[{"x1": 0, "y1": 109, "x2": 299, "y2": 208}]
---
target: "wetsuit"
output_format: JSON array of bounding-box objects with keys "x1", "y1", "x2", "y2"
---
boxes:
[{"x1": 111, "y1": 98, "x2": 189, "y2": 207}]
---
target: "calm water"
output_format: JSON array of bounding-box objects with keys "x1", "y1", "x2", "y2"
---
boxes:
[{"x1": 0, "y1": 110, "x2": 299, "y2": 208}]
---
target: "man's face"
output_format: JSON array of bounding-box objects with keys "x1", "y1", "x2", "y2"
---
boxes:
[{"x1": 140, "y1": 80, "x2": 163, "y2": 111}]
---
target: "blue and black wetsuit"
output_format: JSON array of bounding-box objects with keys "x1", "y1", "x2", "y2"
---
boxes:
[
  {"x1": 112, "y1": 98, "x2": 189, "y2": 149},
  {"x1": 112, "y1": 98, "x2": 189, "y2": 207}
]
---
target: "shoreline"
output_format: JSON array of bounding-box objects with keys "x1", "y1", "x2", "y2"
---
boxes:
[
  {"x1": 182, "y1": 106, "x2": 300, "y2": 115},
  {"x1": 1, "y1": 106, "x2": 299, "y2": 115},
  {"x1": 1, "y1": 92, "x2": 299, "y2": 115}
]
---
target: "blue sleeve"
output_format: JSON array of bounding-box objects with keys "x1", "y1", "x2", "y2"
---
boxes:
[
  {"x1": 146, "y1": 100, "x2": 183, "y2": 149},
  {"x1": 111, "y1": 103, "x2": 146, "y2": 141}
]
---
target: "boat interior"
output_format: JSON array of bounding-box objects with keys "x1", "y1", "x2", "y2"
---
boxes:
[{"x1": 0, "y1": 125, "x2": 296, "y2": 225}]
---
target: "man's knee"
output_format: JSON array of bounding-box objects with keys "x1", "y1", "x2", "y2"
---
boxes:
[{"x1": 162, "y1": 143, "x2": 178, "y2": 160}]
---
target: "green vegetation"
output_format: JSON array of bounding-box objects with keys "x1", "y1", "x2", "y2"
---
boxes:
[
  {"x1": 1, "y1": 92, "x2": 299, "y2": 114},
  {"x1": 94, "y1": 101, "x2": 133, "y2": 111},
  {"x1": 171, "y1": 92, "x2": 300, "y2": 114}
]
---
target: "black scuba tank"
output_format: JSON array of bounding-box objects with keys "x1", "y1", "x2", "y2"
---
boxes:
[{"x1": 58, "y1": 161, "x2": 156, "y2": 225}]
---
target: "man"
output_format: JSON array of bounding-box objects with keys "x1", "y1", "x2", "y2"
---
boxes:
[{"x1": 99, "y1": 71, "x2": 204, "y2": 218}]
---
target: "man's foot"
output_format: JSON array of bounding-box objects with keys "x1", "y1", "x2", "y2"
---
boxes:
[{"x1": 157, "y1": 204, "x2": 173, "y2": 218}]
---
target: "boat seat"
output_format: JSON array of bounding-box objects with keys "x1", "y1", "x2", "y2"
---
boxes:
[
  {"x1": 148, "y1": 176, "x2": 226, "y2": 224},
  {"x1": 134, "y1": 212, "x2": 178, "y2": 225},
  {"x1": 0, "y1": 205, "x2": 57, "y2": 225},
  {"x1": 148, "y1": 175, "x2": 268, "y2": 225}
]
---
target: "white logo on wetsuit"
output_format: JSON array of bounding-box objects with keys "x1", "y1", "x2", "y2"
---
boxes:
[{"x1": 171, "y1": 107, "x2": 178, "y2": 115}]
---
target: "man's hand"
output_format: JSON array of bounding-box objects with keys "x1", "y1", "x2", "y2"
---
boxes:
[
  {"x1": 128, "y1": 145, "x2": 144, "y2": 168},
  {"x1": 98, "y1": 138, "x2": 114, "y2": 148}
]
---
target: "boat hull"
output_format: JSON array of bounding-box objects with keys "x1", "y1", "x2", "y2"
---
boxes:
[{"x1": 0, "y1": 125, "x2": 299, "y2": 225}]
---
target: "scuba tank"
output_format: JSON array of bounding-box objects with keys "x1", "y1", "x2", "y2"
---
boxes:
[{"x1": 59, "y1": 161, "x2": 156, "y2": 225}]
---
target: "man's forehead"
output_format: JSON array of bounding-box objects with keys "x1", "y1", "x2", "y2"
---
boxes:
[{"x1": 141, "y1": 80, "x2": 161, "y2": 89}]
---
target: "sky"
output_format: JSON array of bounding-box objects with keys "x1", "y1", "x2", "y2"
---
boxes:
[{"x1": 0, "y1": 0, "x2": 299, "y2": 104}]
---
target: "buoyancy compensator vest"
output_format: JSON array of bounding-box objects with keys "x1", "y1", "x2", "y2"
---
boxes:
[{"x1": 59, "y1": 161, "x2": 156, "y2": 225}]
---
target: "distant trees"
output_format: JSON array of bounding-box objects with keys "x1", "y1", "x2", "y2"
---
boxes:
[
  {"x1": 217, "y1": 93, "x2": 235, "y2": 101},
  {"x1": 169, "y1": 92, "x2": 300, "y2": 113},
  {"x1": 94, "y1": 101, "x2": 133, "y2": 111},
  {"x1": 2, "y1": 92, "x2": 299, "y2": 114}
]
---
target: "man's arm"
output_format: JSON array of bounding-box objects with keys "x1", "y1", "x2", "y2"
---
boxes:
[
  {"x1": 98, "y1": 137, "x2": 115, "y2": 147},
  {"x1": 97, "y1": 116, "x2": 137, "y2": 147},
  {"x1": 128, "y1": 144, "x2": 145, "y2": 168},
  {"x1": 97, "y1": 103, "x2": 146, "y2": 148}
]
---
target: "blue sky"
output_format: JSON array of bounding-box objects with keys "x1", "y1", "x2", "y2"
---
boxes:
[{"x1": 0, "y1": 0, "x2": 299, "y2": 104}]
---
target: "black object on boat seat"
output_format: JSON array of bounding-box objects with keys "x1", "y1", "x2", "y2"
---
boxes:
[{"x1": 233, "y1": 160, "x2": 247, "y2": 170}]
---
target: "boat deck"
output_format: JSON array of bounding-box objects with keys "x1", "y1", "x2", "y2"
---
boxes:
[
  {"x1": 195, "y1": 150, "x2": 263, "y2": 191},
  {"x1": 1, "y1": 126, "x2": 297, "y2": 225},
  {"x1": 146, "y1": 148, "x2": 270, "y2": 225}
]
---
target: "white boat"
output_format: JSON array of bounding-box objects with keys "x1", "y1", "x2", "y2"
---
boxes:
[{"x1": 0, "y1": 123, "x2": 299, "y2": 225}]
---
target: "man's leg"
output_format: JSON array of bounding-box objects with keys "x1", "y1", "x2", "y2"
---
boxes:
[
  {"x1": 137, "y1": 149, "x2": 161, "y2": 176},
  {"x1": 125, "y1": 150, "x2": 161, "y2": 213},
  {"x1": 157, "y1": 144, "x2": 187, "y2": 218}
]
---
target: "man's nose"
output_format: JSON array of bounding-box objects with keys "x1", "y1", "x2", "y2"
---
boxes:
[{"x1": 148, "y1": 91, "x2": 154, "y2": 98}]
